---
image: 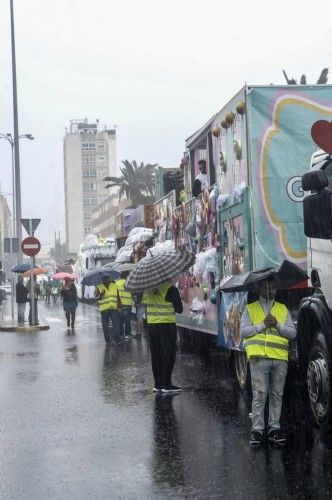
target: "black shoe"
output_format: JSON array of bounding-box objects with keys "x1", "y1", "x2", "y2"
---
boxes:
[
  {"x1": 162, "y1": 385, "x2": 182, "y2": 394},
  {"x1": 268, "y1": 429, "x2": 286, "y2": 445},
  {"x1": 250, "y1": 431, "x2": 263, "y2": 447}
]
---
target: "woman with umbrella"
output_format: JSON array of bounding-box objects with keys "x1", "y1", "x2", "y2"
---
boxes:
[
  {"x1": 126, "y1": 250, "x2": 194, "y2": 394},
  {"x1": 60, "y1": 276, "x2": 78, "y2": 329}
]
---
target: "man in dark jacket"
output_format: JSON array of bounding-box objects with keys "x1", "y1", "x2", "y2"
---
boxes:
[{"x1": 16, "y1": 276, "x2": 28, "y2": 325}]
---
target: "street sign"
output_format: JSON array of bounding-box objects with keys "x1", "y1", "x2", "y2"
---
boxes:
[
  {"x1": 20, "y1": 218, "x2": 41, "y2": 236},
  {"x1": 4, "y1": 237, "x2": 19, "y2": 253},
  {"x1": 21, "y1": 236, "x2": 41, "y2": 257}
]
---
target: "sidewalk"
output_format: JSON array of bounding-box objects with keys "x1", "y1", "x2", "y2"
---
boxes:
[{"x1": 0, "y1": 293, "x2": 49, "y2": 332}]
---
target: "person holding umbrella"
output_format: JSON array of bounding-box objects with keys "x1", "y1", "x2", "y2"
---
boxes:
[
  {"x1": 240, "y1": 275, "x2": 296, "y2": 447},
  {"x1": 16, "y1": 276, "x2": 28, "y2": 325},
  {"x1": 125, "y1": 249, "x2": 194, "y2": 393},
  {"x1": 142, "y1": 281, "x2": 183, "y2": 394},
  {"x1": 60, "y1": 277, "x2": 78, "y2": 329},
  {"x1": 116, "y1": 267, "x2": 134, "y2": 341},
  {"x1": 95, "y1": 275, "x2": 121, "y2": 345}
]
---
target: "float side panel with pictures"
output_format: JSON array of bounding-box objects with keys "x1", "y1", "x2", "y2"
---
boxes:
[{"x1": 174, "y1": 193, "x2": 219, "y2": 335}]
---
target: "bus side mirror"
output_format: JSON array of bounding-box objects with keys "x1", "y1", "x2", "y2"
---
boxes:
[{"x1": 303, "y1": 190, "x2": 332, "y2": 238}]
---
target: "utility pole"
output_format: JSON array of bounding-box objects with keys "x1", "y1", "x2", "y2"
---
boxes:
[{"x1": 10, "y1": 0, "x2": 23, "y2": 252}]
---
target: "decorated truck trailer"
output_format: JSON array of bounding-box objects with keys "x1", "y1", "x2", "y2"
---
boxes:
[{"x1": 152, "y1": 84, "x2": 332, "y2": 425}]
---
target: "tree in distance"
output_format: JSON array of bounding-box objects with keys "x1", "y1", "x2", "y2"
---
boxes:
[
  {"x1": 282, "y1": 68, "x2": 329, "y2": 85},
  {"x1": 104, "y1": 160, "x2": 157, "y2": 208}
]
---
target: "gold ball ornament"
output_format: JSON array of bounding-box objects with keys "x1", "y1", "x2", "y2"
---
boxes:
[
  {"x1": 236, "y1": 101, "x2": 246, "y2": 115},
  {"x1": 221, "y1": 119, "x2": 229, "y2": 129},
  {"x1": 212, "y1": 127, "x2": 221, "y2": 137},
  {"x1": 225, "y1": 112, "x2": 235, "y2": 125}
]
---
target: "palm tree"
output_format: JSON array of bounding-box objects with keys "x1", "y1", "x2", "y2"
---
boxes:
[
  {"x1": 283, "y1": 68, "x2": 329, "y2": 85},
  {"x1": 104, "y1": 160, "x2": 157, "y2": 208}
]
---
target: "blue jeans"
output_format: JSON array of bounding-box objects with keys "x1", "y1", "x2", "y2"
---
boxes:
[
  {"x1": 119, "y1": 307, "x2": 132, "y2": 338},
  {"x1": 100, "y1": 309, "x2": 120, "y2": 343},
  {"x1": 250, "y1": 358, "x2": 288, "y2": 433}
]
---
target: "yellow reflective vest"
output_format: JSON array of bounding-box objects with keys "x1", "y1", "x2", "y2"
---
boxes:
[
  {"x1": 116, "y1": 278, "x2": 133, "y2": 307},
  {"x1": 96, "y1": 283, "x2": 118, "y2": 312},
  {"x1": 142, "y1": 283, "x2": 176, "y2": 324},
  {"x1": 243, "y1": 301, "x2": 289, "y2": 361}
]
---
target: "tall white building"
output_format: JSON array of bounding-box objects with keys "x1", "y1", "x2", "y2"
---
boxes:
[{"x1": 64, "y1": 119, "x2": 117, "y2": 255}]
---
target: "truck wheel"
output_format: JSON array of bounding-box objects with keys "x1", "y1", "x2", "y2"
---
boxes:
[
  {"x1": 234, "y1": 350, "x2": 251, "y2": 392},
  {"x1": 307, "y1": 331, "x2": 332, "y2": 428}
]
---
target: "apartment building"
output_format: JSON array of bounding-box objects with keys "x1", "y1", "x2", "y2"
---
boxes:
[
  {"x1": 64, "y1": 119, "x2": 117, "y2": 255},
  {"x1": 92, "y1": 194, "x2": 130, "y2": 238}
]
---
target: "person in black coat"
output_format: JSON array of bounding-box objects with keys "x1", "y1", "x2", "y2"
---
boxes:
[{"x1": 16, "y1": 276, "x2": 28, "y2": 325}]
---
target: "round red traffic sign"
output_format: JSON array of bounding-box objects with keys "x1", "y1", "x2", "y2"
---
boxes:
[{"x1": 21, "y1": 236, "x2": 41, "y2": 257}]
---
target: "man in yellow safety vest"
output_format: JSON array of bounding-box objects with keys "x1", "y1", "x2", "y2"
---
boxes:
[
  {"x1": 95, "y1": 276, "x2": 121, "y2": 345},
  {"x1": 116, "y1": 272, "x2": 133, "y2": 341},
  {"x1": 142, "y1": 281, "x2": 183, "y2": 394},
  {"x1": 240, "y1": 276, "x2": 296, "y2": 447}
]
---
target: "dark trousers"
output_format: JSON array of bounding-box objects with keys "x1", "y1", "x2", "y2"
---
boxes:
[
  {"x1": 119, "y1": 307, "x2": 132, "y2": 338},
  {"x1": 65, "y1": 309, "x2": 76, "y2": 327},
  {"x1": 148, "y1": 323, "x2": 177, "y2": 389},
  {"x1": 100, "y1": 309, "x2": 120, "y2": 343}
]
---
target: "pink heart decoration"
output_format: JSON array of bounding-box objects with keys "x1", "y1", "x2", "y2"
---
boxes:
[{"x1": 311, "y1": 120, "x2": 332, "y2": 154}]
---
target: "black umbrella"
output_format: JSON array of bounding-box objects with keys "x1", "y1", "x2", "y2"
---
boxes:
[{"x1": 220, "y1": 260, "x2": 308, "y2": 293}]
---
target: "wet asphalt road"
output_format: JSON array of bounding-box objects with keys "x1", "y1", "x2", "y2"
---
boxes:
[{"x1": 0, "y1": 300, "x2": 332, "y2": 499}]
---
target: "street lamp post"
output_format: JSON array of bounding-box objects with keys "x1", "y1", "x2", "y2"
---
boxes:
[
  {"x1": 0, "y1": 133, "x2": 34, "y2": 237},
  {"x1": 10, "y1": 0, "x2": 22, "y2": 246},
  {"x1": 0, "y1": 133, "x2": 33, "y2": 325}
]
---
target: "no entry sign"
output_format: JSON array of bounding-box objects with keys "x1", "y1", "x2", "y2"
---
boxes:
[{"x1": 21, "y1": 236, "x2": 41, "y2": 257}]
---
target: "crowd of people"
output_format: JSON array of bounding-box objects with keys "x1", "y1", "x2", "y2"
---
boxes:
[{"x1": 15, "y1": 248, "x2": 296, "y2": 444}]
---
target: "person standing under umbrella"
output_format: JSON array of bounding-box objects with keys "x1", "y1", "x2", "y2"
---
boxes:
[
  {"x1": 142, "y1": 281, "x2": 183, "y2": 394},
  {"x1": 95, "y1": 276, "x2": 121, "y2": 345},
  {"x1": 16, "y1": 276, "x2": 28, "y2": 325},
  {"x1": 61, "y1": 278, "x2": 78, "y2": 329},
  {"x1": 116, "y1": 271, "x2": 133, "y2": 341},
  {"x1": 240, "y1": 276, "x2": 296, "y2": 447}
]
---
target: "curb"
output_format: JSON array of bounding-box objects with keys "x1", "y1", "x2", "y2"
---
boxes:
[{"x1": 0, "y1": 324, "x2": 50, "y2": 332}]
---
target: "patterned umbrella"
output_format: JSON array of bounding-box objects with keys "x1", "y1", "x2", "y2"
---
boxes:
[{"x1": 125, "y1": 250, "x2": 194, "y2": 293}]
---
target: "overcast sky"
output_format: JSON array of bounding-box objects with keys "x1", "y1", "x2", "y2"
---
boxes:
[{"x1": 0, "y1": 0, "x2": 331, "y2": 251}]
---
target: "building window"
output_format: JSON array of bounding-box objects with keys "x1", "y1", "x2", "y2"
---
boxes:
[
  {"x1": 83, "y1": 169, "x2": 97, "y2": 178},
  {"x1": 83, "y1": 182, "x2": 97, "y2": 191},
  {"x1": 83, "y1": 197, "x2": 98, "y2": 207},
  {"x1": 84, "y1": 211, "x2": 92, "y2": 220},
  {"x1": 82, "y1": 155, "x2": 96, "y2": 165},
  {"x1": 82, "y1": 142, "x2": 95, "y2": 150}
]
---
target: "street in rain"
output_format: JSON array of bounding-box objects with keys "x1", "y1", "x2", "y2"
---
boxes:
[{"x1": 1, "y1": 0, "x2": 332, "y2": 498}]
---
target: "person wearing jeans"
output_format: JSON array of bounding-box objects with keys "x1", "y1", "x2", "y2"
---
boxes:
[{"x1": 240, "y1": 276, "x2": 296, "y2": 447}]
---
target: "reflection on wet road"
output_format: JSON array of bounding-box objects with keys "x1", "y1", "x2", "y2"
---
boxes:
[{"x1": 0, "y1": 300, "x2": 331, "y2": 499}]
